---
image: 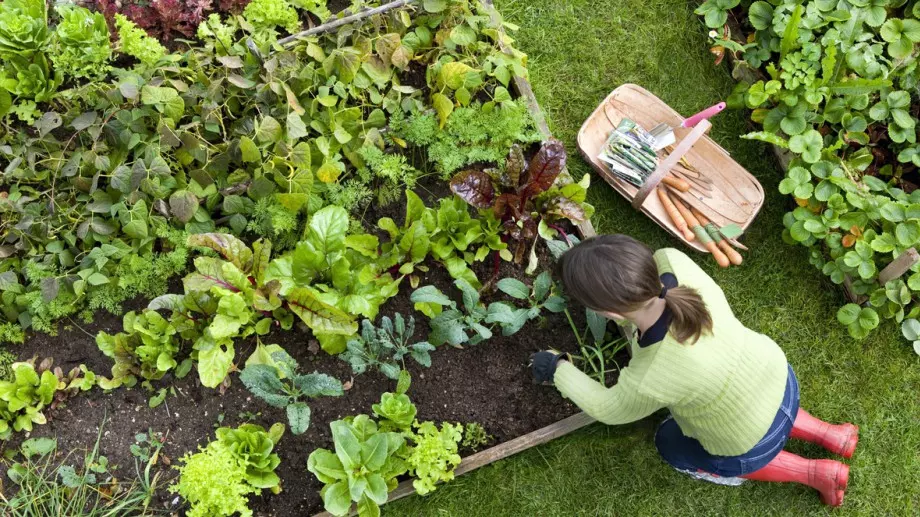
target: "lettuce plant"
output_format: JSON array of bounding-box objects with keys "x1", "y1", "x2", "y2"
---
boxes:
[
  {"x1": 0, "y1": 53, "x2": 60, "y2": 102},
  {"x1": 372, "y1": 391, "x2": 417, "y2": 431},
  {"x1": 0, "y1": 362, "x2": 57, "y2": 439},
  {"x1": 243, "y1": 0, "x2": 301, "y2": 34},
  {"x1": 378, "y1": 190, "x2": 507, "y2": 289},
  {"x1": 406, "y1": 421, "x2": 463, "y2": 495},
  {"x1": 307, "y1": 415, "x2": 409, "y2": 517},
  {"x1": 450, "y1": 140, "x2": 593, "y2": 263},
  {"x1": 96, "y1": 309, "x2": 184, "y2": 385},
  {"x1": 341, "y1": 314, "x2": 435, "y2": 380},
  {"x1": 240, "y1": 348, "x2": 344, "y2": 434},
  {"x1": 0, "y1": 0, "x2": 49, "y2": 59},
  {"x1": 171, "y1": 430, "x2": 265, "y2": 517},
  {"x1": 215, "y1": 422, "x2": 285, "y2": 491},
  {"x1": 114, "y1": 14, "x2": 167, "y2": 66},
  {"x1": 52, "y1": 5, "x2": 112, "y2": 80}
]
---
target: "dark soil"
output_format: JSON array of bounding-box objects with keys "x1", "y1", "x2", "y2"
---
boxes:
[{"x1": 4, "y1": 181, "x2": 621, "y2": 516}]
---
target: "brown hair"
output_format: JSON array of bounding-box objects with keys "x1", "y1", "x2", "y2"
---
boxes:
[{"x1": 558, "y1": 234, "x2": 712, "y2": 344}]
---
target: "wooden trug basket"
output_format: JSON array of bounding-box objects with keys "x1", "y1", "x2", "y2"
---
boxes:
[{"x1": 577, "y1": 84, "x2": 765, "y2": 252}]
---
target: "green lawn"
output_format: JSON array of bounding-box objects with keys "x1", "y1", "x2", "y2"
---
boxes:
[{"x1": 387, "y1": 0, "x2": 920, "y2": 515}]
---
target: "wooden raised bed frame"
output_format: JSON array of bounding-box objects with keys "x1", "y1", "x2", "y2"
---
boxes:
[{"x1": 294, "y1": 1, "x2": 597, "y2": 515}]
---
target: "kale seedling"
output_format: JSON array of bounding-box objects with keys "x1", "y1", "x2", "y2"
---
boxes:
[
  {"x1": 485, "y1": 271, "x2": 566, "y2": 336},
  {"x1": 240, "y1": 348, "x2": 343, "y2": 435},
  {"x1": 410, "y1": 279, "x2": 492, "y2": 347},
  {"x1": 341, "y1": 313, "x2": 436, "y2": 380}
]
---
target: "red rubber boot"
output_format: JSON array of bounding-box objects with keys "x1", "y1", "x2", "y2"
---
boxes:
[
  {"x1": 790, "y1": 408, "x2": 859, "y2": 458},
  {"x1": 741, "y1": 450, "x2": 849, "y2": 507}
]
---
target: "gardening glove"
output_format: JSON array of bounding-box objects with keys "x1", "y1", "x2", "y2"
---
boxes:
[{"x1": 529, "y1": 350, "x2": 570, "y2": 385}]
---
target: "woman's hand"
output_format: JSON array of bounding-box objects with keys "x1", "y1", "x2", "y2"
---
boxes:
[{"x1": 529, "y1": 350, "x2": 570, "y2": 384}]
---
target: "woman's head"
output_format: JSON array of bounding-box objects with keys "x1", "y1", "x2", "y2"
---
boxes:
[{"x1": 558, "y1": 234, "x2": 712, "y2": 343}]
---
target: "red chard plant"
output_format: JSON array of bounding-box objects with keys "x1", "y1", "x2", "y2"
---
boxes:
[{"x1": 450, "y1": 139, "x2": 592, "y2": 263}]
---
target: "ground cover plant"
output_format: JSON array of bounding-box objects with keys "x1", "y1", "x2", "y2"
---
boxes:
[
  {"x1": 700, "y1": 0, "x2": 920, "y2": 349},
  {"x1": 0, "y1": 0, "x2": 605, "y2": 515}
]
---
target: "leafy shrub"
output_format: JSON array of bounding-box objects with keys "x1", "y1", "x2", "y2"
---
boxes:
[
  {"x1": 51, "y1": 5, "x2": 112, "y2": 80},
  {"x1": 342, "y1": 313, "x2": 435, "y2": 380},
  {"x1": 704, "y1": 0, "x2": 920, "y2": 346},
  {"x1": 0, "y1": 362, "x2": 57, "y2": 439},
  {"x1": 240, "y1": 347, "x2": 343, "y2": 434}
]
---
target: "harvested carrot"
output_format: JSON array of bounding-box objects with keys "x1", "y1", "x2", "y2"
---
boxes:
[
  {"x1": 692, "y1": 208, "x2": 743, "y2": 266},
  {"x1": 657, "y1": 186, "x2": 694, "y2": 241},
  {"x1": 661, "y1": 175, "x2": 691, "y2": 192},
  {"x1": 672, "y1": 196, "x2": 730, "y2": 268}
]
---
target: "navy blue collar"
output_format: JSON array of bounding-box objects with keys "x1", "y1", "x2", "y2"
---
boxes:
[{"x1": 637, "y1": 273, "x2": 678, "y2": 348}]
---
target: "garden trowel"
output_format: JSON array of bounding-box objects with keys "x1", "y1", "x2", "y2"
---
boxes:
[{"x1": 649, "y1": 102, "x2": 727, "y2": 150}]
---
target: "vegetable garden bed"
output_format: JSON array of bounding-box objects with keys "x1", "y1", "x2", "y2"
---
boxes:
[{"x1": 0, "y1": 0, "x2": 613, "y2": 515}]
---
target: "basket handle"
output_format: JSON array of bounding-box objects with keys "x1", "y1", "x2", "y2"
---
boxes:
[{"x1": 631, "y1": 120, "x2": 711, "y2": 209}]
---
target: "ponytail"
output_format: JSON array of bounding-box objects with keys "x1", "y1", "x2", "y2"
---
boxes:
[
  {"x1": 559, "y1": 234, "x2": 713, "y2": 345},
  {"x1": 662, "y1": 286, "x2": 712, "y2": 344}
]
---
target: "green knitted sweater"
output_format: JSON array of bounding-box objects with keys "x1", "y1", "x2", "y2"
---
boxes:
[{"x1": 554, "y1": 248, "x2": 789, "y2": 456}]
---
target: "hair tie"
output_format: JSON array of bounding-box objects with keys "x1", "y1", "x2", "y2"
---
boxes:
[{"x1": 659, "y1": 285, "x2": 669, "y2": 299}]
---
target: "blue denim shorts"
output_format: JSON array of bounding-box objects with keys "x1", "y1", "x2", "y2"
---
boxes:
[{"x1": 654, "y1": 364, "x2": 800, "y2": 477}]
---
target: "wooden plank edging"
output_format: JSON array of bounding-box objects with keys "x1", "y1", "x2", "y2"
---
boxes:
[{"x1": 313, "y1": 412, "x2": 596, "y2": 517}]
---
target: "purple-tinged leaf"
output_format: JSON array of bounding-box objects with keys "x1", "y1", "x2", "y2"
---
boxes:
[
  {"x1": 521, "y1": 139, "x2": 567, "y2": 200},
  {"x1": 187, "y1": 233, "x2": 254, "y2": 272},
  {"x1": 505, "y1": 144, "x2": 525, "y2": 187},
  {"x1": 450, "y1": 170, "x2": 495, "y2": 209},
  {"x1": 493, "y1": 193, "x2": 521, "y2": 220},
  {"x1": 543, "y1": 196, "x2": 587, "y2": 223}
]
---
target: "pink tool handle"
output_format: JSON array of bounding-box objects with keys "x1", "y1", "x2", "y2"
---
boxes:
[{"x1": 681, "y1": 102, "x2": 726, "y2": 128}]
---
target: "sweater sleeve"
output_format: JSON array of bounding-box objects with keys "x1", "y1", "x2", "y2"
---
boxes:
[{"x1": 553, "y1": 361, "x2": 664, "y2": 425}]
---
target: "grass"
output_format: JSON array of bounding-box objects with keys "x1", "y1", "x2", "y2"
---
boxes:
[{"x1": 387, "y1": 0, "x2": 920, "y2": 515}]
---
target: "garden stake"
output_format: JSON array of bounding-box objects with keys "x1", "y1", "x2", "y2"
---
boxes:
[
  {"x1": 691, "y1": 208, "x2": 743, "y2": 266},
  {"x1": 672, "y1": 196, "x2": 730, "y2": 267}
]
